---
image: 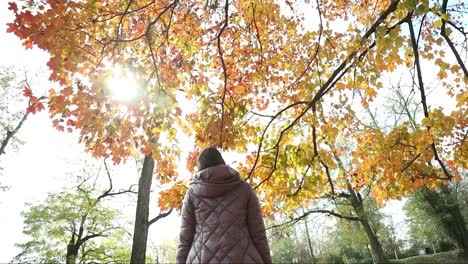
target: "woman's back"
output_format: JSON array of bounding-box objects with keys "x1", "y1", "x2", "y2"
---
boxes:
[{"x1": 176, "y1": 164, "x2": 271, "y2": 264}]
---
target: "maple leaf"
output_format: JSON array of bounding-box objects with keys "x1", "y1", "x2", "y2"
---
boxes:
[
  {"x1": 7, "y1": 2, "x2": 18, "y2": 12},
  {"x1": 23, "y1": 87, "x2": 33, "y2": 97},
  {"x1": 6, "y1": 23, "x2": 16, "y2": 33},
  {"x1": 26, "y1": 105, "x2": 36, "y2": 115},
  {"x1": 23, "y1": 40, "x2": 33, "y2": 49},
  {"x1": 36, "y1": 102, "x2": 45, "y2": 112}
]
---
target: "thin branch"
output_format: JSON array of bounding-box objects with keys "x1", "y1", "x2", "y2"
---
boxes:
[
  {"x1": 287, "y1": 165, "x2": 310, "y2": 197},
  {"x1": 440, "y1": 0, "x2": 468, "y2": 79},
  {"x1": 401, "y1": 152, "x2": 422, "y2": 172},
  {"x1": 110, "y1": 1, "x2": 178, "y2": 43},
  {"x1": 267, "y1": 209, "x2": 359, "y2": 230},
  {"x1": 407, "y1": 14, "x2": 452, "y2": 180},
  {"x1": 96, "y1": 159, "x2": 137, "y2": 201},
  {"x1": 249, "y1": 111, "x2": 275, "y2": 118},
  {"x1": 217, "y1": 0, "x2": 229, "y2": 148},
  {"x1": 245, "y1": 101, "x2": 311, "y2": 181},
  {"x1": 320, "y1": 160, "x2": 335, "y2": 196},
  {"x1": 0, "y1": 111, "x2": 27, "y2": 156},
  {"x1": 101, "y1": 159, "x2": 113, "y2": 196},
  {"x1": 251, "y1": 3, "x2": 265, "y2": 68},
  {"x1": 79, "y1": 233, "x2": 101, "y2": 245},
  {"x1": 148, "y1": 209, "x2": 173, "y2": 226},
  {"x1": 1, "y1": 87, "x2": 45, "y2": 157}
]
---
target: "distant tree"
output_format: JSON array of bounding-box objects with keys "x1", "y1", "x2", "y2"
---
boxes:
[
  {"x1": 0, "y1": 66, "x2": 44, "y2": 190},
  {"x1": 0, "y1": 66, "x2": 45, "y2": 158},
  {"x1": 12, "y1": 161, "x2": 137, "y2": 264},
  {"x1": 404, "y1": 179, "x2": 468, "y2": 257},
  {"x1": 0, "y1": 66, "x2": 24, "y2": 157},
  {"x1": 268, "y1": 214, "x2": 326, "y2": 264},
  {"x1": 12, "y1": 187, "x2": 130, "y2": 264},
  {"x1": 382, "y1": 215, "x2": 404, "y2": 260},
  {"x1": 271, "y1": 236, "x2": 297, "y2": 263},
  {"x1": 152, "y1": 239, "x2": 177, "y2": 264},
  {"x1": 314, "y1": 198, "x2": 396, "y2": 264}
]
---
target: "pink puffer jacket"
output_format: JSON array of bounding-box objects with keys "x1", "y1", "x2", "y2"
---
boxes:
[{"x1": 176, "y1": 165, "x2": 272, "y2": 264}]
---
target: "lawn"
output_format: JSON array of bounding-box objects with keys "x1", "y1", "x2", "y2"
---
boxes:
[{"x1": 394, "y1": 251, "x2": 467, "y2": 264}]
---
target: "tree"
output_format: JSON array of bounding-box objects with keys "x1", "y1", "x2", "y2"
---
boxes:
[
  {"x1": 152, "y1": 239, "x2": 178, "y2": 264},
  {"x1": 378, "y1": 81, "x2": 468, "y2": 257},
  {"x1": 404, "y1": 190, "x2": 453, "y2": 254},
  {"x1": 0, "y1": 66, "x2": 45, "y2": 190},
  {"x1": 7, "y1": 0, "x2": 467, "y2": 261},
  {"x1": 268, "y1": 218, "x2": 306, "y2": 264},
  {"x1": 310, "y1": 199, "x2": 401, "y2": 263},
  {"x1": 271, "y1": 236, "x2": 298, "y2": 263},
  {"x1": 273, "y1": 189, "x2": 397, "y2": 263},
  {"x1": 326, "y1": 219, "x2": 374, "y2": 263},
  {"x1": 0, "y1": 66, "x2": 45, "y2": 156},
  {"x1": 13, "y1": 187, "x2": 129, "y2": 264},
  {"x1": 13, "y1": 158, "x2": 140, "y2": 264},
  {"x1": 404, "y1": 180, "x2": 468, "y2": 257}
]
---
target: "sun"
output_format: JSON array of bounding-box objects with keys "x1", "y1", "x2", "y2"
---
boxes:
[{"x1": 107, "y1": 68, "x2": 139, "y2": 102}]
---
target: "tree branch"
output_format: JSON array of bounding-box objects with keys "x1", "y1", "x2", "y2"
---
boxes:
[
  {"x1": 96, "y1": 159, "x2": 137, "y2": 201},
  {"x1": 247, "y1": 0, "x2": 403, "y2": 186},
  {"x1": 217, "y1": 0, "x2": 229, "y2": 148},
  {"x1": 148, "y1": 209, "x2": 173, "y2": 226},
  {"x1": 440, "y1": 0, "x2": 468, "y2": 79},
  {"x1": 79, "y1": 233, "x2": 101, "y2": 246},
  {"x1": 407, "y1": 14, "x2": 452, "y2": 180},
  {"x1": 267, "y1": 209, "x2": 358, "y2": 230},
  {"x1": 0, "y1": 111, "x2": 28, "y2": 156}
]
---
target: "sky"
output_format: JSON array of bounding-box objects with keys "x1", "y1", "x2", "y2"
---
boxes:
[{"x1": 0, "y1": 1, "x2": 414, "y2": 262}]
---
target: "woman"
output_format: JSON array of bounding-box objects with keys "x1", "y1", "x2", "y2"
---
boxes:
[{"x1": 176, "y1": 147, "x2": 272, "y2": 264}]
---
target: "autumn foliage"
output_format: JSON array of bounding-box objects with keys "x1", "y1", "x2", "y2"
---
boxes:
[{"x1": 7, "y1": 0, "x2": 467, "y2": 215}]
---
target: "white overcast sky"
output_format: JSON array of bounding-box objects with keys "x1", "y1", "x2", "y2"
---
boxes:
[{"x1": 0, "y1": 1, "x2": 415, "y2": 262}]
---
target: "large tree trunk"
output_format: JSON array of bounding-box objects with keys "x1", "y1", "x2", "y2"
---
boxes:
[
  {"x1": 130, "y1": 155, "x2": 155, "y2": 264},
  {"x1": 347, "y1": 183, "x2": 387, "y2": 264},
  {"x1": 66, "y1": 244, "x2": 78, "y2": 264},
  {"x1": 359, "y1": 216, "x2": 386, "y2": 264}
]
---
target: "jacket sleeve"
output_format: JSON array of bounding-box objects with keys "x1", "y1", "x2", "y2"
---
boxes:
[
  {"x1": 176, "y1": 189, "x2": 195, "y2": 264},
  {"x1": 246, "y1": 184, "x2": 272, "y2": 264}
]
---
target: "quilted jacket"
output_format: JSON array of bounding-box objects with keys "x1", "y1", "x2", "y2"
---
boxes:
[{"x1": 176, "y1": 165, "x2": 272, "y2": 264}]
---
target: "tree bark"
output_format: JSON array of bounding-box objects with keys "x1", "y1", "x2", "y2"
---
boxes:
[
  {"x1": 0, "y1": 113, "x2": 28, "y2": 156},
  {"x1": 66, "y1": 244, "x2": 79, "y2": 264},
  {"x1": 130, "y1": 155, "x2": 155, "y2": 264},
  {"x1": 347, "y1": 183, "x2": 387, "y2": 264},
  {"x1": 303, "y1": 217, "x2": 315, "y2": 264},
  {"x1": 360, "y1": 216, "x2": 386, "y2": 263}
]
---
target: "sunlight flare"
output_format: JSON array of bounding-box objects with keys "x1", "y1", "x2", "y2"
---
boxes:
[{"x1": 107, "y1": 67, "x2": 138, "y2": 102}]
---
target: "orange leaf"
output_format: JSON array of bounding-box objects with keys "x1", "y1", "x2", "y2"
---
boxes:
[
  {"x1": 23, "y1": 40, "x2": 33, "y2": 49},
  {"x1": 26, "y1": 105, "x2": 35, "y2": 115},
  {"x1": 36, "y1": 102, "x2": 45, "y2": 112},
  {"x1": 23, "y1": 87, "x2": 33, "y2": 97},
  {"x1": 7, "y1": 2, "x2": 18, "y2": 12},
  {"x1": 6, "y1": 23, "x2": 16, "y2": 33}
]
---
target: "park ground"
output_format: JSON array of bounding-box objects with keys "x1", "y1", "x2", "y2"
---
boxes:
[{"x1": 394, "y1": 251, "x2": 467, "y2": 264}]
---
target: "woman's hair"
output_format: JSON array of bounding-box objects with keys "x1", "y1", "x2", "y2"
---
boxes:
[{"x1": 197, "y1": 147, "x2": 226, "y2": 171}]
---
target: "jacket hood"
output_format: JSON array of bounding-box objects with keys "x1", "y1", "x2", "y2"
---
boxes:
[{"x1": 190, "y1": 165, "x2": 242, "y2": 197}]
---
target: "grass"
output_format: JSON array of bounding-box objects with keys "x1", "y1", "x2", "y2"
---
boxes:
[{"x1": 393, "y1": 251, "x2": 467, "y2": 264}]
